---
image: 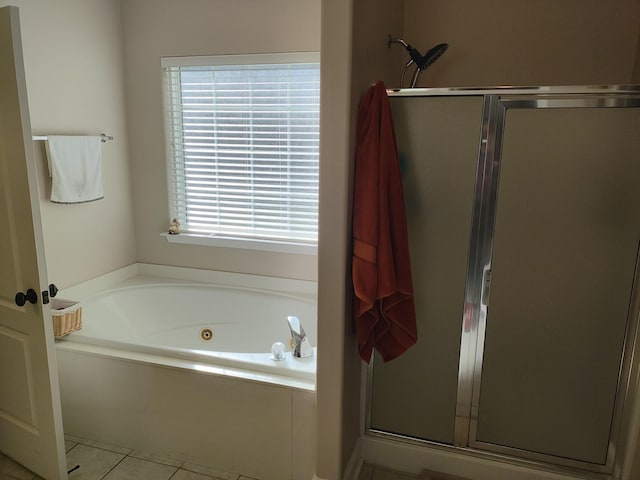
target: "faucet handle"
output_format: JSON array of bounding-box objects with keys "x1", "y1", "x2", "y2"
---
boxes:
[
  {"x1": 287, "y1": 316, "x2": 312, "y2": 358},
  {"x1": 287, "y1": 315, "x2": 306, "y2": 338}
]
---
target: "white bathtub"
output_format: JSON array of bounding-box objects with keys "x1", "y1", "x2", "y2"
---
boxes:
[{"x1": 55, "y1": 264, "x2": 317, "y2": 480}]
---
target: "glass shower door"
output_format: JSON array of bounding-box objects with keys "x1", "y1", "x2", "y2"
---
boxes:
[
  {"x1": 472, "y1": 104, "x2": 640, "y2": 469},
  {"x1": 369, "y1": 95, "x2": 484, "y2": 444}
]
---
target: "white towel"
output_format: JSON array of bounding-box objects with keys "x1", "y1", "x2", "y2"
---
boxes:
[{"x1": 46, "y1": 135, "x2": 104, "y2": 204}]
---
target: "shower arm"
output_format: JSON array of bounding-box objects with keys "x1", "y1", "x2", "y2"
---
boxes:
[
  {"x1": 399, "y1": 60, "x2": 423, "y2": 89},
  {"x1": 400, "y1": 59, "x2": 414, "y2": 89},
  {"x1": 410, "y1": 65, "x2": 422, "y2": 88},
  {"x1": 399, "y1": 58, "x2": 424, "y2": 89},
  {"x1": 389, "y1": 36, "x2": 423, "y2": 88}
]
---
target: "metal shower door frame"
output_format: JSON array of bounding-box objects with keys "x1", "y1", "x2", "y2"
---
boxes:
[
  {"x1": 366, "y1": 85, "x2": 640, "y2": 478},
  {"x1": 461, "y1": 89, "x2": 640, "y2": 475}
]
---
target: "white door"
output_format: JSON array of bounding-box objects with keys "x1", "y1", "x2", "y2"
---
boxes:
[{"x1": 0, "y1": 6, "x2": 67, "y2": 480}]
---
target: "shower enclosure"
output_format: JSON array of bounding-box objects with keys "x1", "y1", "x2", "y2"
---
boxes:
[{"x1": 367, "y1": 86, "x2": 640, "y2": 476}]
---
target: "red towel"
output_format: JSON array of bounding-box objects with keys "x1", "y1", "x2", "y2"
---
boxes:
[{"x1": 352, "y1": 81, "x2": 417, "y2": 363}]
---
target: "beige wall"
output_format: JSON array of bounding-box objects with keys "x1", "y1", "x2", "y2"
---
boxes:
[
  {"x1": 316, "y1": 0, "x2": 354, "y2": 475},
  {"x1": 351, "y1": 0, "x2": 405, "y2": 89},
  {"x1": 401, "y1": 0, "x2": 640, "y2": 88},
  {"x1": 345, "y1": 0, "x2": 405, "y2": 475},
  {"x1": 316, "y1": 0, "x2": 359, "y2": 480},
  {"x1": 316, "y1": 0, "x2": 403, "y2": 478},
  {"x1": 0, "y1": 0, "x2": 136, "y2": 289},
  {"x1": 120, "y1": 0, "x2": 320, "y2": 281}
]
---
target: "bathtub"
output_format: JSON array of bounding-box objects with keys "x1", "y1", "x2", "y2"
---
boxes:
[{"x1": 55, "y1": 263, "x2": 317, "y2": 480}]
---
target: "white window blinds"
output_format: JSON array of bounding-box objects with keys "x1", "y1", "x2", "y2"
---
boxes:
[{"x1": 162, "y1": 53, "x2": 320, "y2": 245}]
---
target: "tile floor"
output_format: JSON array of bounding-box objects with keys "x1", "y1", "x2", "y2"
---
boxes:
[
  {"x1": 357, "y1": 464, "x2": 418, "y2": 480},
  {"x1": 1, "y1": 438, "x2": 419, "y2": 480},
  {"x1": 1, "y1": 434, "x2": 259, "y2": 480}
]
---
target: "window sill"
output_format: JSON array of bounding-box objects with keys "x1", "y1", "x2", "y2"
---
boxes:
[{"x1": 160, "y1": 232, "x2": 317, "y2": 256}]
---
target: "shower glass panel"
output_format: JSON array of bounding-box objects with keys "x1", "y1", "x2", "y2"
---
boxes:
[
  {"x1": 369, "y1": 96, "x2": 483, "y2": 444},
  {"x1": 367, "y1": 86, "x2": 640, "y2": 476},
  {"x1": 473, "y1": 106, "x2": 640, "y2": 465}
]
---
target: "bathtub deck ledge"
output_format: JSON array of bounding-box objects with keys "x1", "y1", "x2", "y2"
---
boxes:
[{"x1": 56, "y1": 340, "x2": 316, "y2": 392}]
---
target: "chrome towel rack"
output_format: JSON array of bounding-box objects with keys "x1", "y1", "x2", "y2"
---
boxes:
[{"x1": 32, "y1": 133, "x2": 114, "y2": 143}]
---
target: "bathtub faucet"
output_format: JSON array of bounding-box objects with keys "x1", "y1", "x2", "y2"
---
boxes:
[{"x1": 287, "y1": 316, "x2": 313, "y2": 358}]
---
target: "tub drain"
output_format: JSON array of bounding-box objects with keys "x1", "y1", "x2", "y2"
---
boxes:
[{"x1": 200, "y1": 328, "x2": 214, "y2": 341}]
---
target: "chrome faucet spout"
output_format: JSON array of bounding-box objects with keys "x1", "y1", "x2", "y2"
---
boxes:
[{"x1": 287, "y1": 316, "x2": 313, "y2": 358}]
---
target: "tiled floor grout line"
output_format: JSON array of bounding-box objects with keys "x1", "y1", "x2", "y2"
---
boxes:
[
  {"x1": 128, "y1": 451, "x2": 185, "y2": 470},
  {"x1": 98, "y1": 454, "x2": 128, "y2": 480},
  {"x1": 167, "y1": 467, "x2": 180, "y2": 480}
]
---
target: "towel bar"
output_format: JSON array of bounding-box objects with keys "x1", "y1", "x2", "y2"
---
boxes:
[{"x1": 32, "y1": 133, "x2": 113, "y2": 143}]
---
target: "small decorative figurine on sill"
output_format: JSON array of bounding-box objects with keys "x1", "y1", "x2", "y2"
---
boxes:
[{"x1": 168, "y1": 218, "x2": 181, "y2": 235}]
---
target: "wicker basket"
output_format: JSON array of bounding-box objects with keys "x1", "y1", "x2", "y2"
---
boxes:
[{"x1": 51, "y1": 299, "x2": 82, "y2": 337}]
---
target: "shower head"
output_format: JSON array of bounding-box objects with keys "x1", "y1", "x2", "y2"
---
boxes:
[
  {"x1": 419, "y1": 43, "x2": 449, "y2": 71},
  {"x1": 409, "y1": 42, "x2": 448, "y2": 88},
  {"x1": 388, "y1": 35, "x2": 449, "y2": 88}
]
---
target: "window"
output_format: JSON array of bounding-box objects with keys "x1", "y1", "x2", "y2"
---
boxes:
[{"x1": 162, "y1": 53, "x2": 320, "y2": 254}]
